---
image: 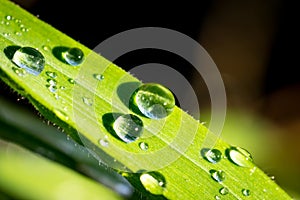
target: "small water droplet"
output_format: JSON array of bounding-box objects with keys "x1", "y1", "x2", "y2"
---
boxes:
[
  {"x1": 93, "y1": 73, "x2": 104, "y2": 81},
  {"x1": 67, "y1": 135, "x2": 70, "y2": 140},
  {"x1": 219, "y1": 187, "x2": 229, "y2": 195},
  {"x1": 15, "y1": 31, "x2": 21, "y2": 36},
  {"x1": 5, "y1": 15, "x2": 12, "y2": 20},
  {"x1": 3, "y1": 32, "x2": 10, "y2": 37},
  {"x1": 45, "y1": 71, "x2": 57, "y2": 79},
  {"x1": 63, "y1": 47, "x2": 84, "y2": 66},
  {"x1": 68, "y1": 78, "x2": 75, "y2": 84},
  {"x1": 203, "y1": 149, "x2": 222, "y2": 164},
  {"x1": 60, "y1": 86, "x2": 66, "y2": 90},
  {"x1": 99, "y1": 138, "x2": 109, "y2": 147},
  {"x1": 47, "y1": 79, "x2": 57, "y2": 86},
  {"x1": 12, "y1": 67, "x2": 26, "y2": 77},
  {"x1": 47, "y1": 85, "x2": 57, "y2": 93},
  {"x1": 214, "y1": 195, "x2": 221, "y2": 200},
  {"x1": 130, "y1": 83, "x2": 175, "y2": 119},
  {"x1": 113, "y1": 114, "x2": 143, "y2": 143},
  {"x1": 242, "y1": 189, "x2": 250, "y2": 196},
  {"x1": 82, "y1": 97, "x2": 93, "y2": 106},
  {"x1": 210, "y1": 169, "x2": 225, "y2": 182},
  {"x1": 140, "y1": 171, "x2": 166, "y2": 195},
  {"x1": 226, "y1": 146, "x2": 253, "y2": 167},
  {"x1": 42, "y1": 45, "x2": 50, "y2": 51},
  {"x1": 139, "y1": 142, "x2": 149, "y2": 151},
  {"x1": 21, "y1": 27, "x2": 29, "y2": 32},
  {"x1": 269, "y1": 175, "x2": 275, "y2": 181},
  {"x1": 11, "y1": 46, "x2": 45, "y2": 76},
  {"x1": 15, "y1": 19, "x2": 21, "y2": 23}
]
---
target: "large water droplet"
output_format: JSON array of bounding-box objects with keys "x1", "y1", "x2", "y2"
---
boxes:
[
  {"x1": 203, "y1": 149, "x2": 222, "y2": 164},
  {"x1": 130, "y1": 83, "x2": 175, "y2": 119},
  {"x1": 242, "y1": 189, "x2": 250, "y2": 196},
  {"x1": 113, "y1": 114, "x2": 143, "y2": 143},
  {"x1": 11, "y1": 47, "x2": 45, "y2": 76},
  {"x1": 139, "y1": 142, "x2": 149, "y2": 151},
  {"x1": 63, "y1": 47, "x2": 84, "y2": 66},
  {"x1": 210, "y1": 170, "x2": 225, "y2": 182},
  {"x1": 226, "y1": 146, "x2": 253, "y2": 167},
  {"x1": 219, "y1": 187, "x2": 229, "y2": 195},
  {"x1": 140, "y1": 171, "x2": 166, "y2": 195}
]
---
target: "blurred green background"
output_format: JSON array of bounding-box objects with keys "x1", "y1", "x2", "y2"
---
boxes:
[{"x1": 1, "y1": 0, "x2": 300, "y2": 199}]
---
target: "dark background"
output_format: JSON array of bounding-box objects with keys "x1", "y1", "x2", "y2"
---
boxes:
[{"x1": 2, "y1": 0, "x2": 300, "y2": 198}]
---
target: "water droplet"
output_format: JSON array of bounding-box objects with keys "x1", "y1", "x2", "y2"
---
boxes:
[
  {"x1": 42, "y1": 45, "x2": 50, "y2": 51},
  {"x1": 5, "y1": 21, "x2": 10, "y2": 25},
  {"x1": 11, "y1": 47, "x2": 45, "y2": 76},
  {"x1": 60, "y1": 86, "x2": 66, "y2": 90},
  {"x1": 5, "y1": 15, "x2": 12, "y2": 20},
  {"x1": 47, "y1": 79, "x2": 57, "y2": 86},
  {"x1": 203, "y1": 149, "x2": 222, "y2": 164},
  {"x1": 15, "y1": 31, "x2": 21, "y2": 36},
  {"x1": 99, "y1": 138, "x2": 109, "y2": 147},
  {"x1": 21, "y1": 27, "x2": 29, "y2": 32},
  {"x1": 219, "y1": 187, "x2": 229, "y2": 195},
  {"x1": 93, "y1": 74, "x2": 104, "y2": 81},
  {"x1": 210, "y1": 169, "x2": 225, "y2": 182},
  {"x1": 12, "y1": 67, "x2": 26, "y2": 77},
  {"x1": 15, "y1": 19, "x2": 21, "y2": 23},
  {"x1": 139, "y1": 171, "x2": 166, "y2": 195},
  {"x1": 214, "y1": 195, "x2": 221, "y2": 200},
  {"x1": 63, "y1": 47, "x2": 84, "y2": 66},
  {"x1": 82, "y1": 97, "x2": 93, "y2": 106},
  {"x1": 46, "y1": 71, "x2": 57, "y2": 79},
  {"x1": 130, "y1": 83, "x2": 175, "y2": 119},
  {"x1": 226, "y1": 146, "x2": 253, "y2": 167},
  {"x1": 68, "y1": 78, "x2": 75, "y2": 84},
  {"x1": 242, "y1": 189, "x2": 250, "y2": 196},
  {"x1": 139, "y1": 142, "x2": 149, "y2": 151},
  {"x1": 47, "y1": 85, "x2": 57, "y2": 93},
  {"x1": 3, "y1": 32, "x2": 10, "y2": 37},
  {"x1": 269, "y1": 175, "x2": 275, "y2": 181},
  {"x1": 113, "y1": 114, "x2": 143, "y2": 143}
]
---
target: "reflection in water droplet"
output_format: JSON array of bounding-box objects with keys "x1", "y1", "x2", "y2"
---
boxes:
[
  {"x1": 139, "y1": 142, "x2": 149, "y2": 151},
  {"x1": 130, "y1": 83, "x2": 175, "y2": 119},
  {"x1": 219, "y1": 187, "x2": 229, "y2": 195},
  {"x1": 242, "y1": 189, "x2": 250, "y2": 196},
  {"x1": 63, "y1": 47, "x2": 84, "y2": 66},
  {"x1": 140, "y1": 171, "x2": 166, "y2": 195},
  {"x1": 203, "y1": 149, "x2": 222, "y2": 164},
  {"x1": 226, "y1": 146, "x2": 253, "y2": 167},
  {"x1": 113, "y1": 114, "x2": 143, "y2": 143},
  {"x1": 11, "y1": 46, "x2": 45, "y2": 76},
  {"x1": 210, "y1": 170, "x2": 225, "y2": 182},
  {"x1": 82, "y1": 97, "x2": 93, "y2": 106}
]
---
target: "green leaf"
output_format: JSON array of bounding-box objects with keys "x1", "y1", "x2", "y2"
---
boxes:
[{"x1": 0, "y1": 0, "x2": 293, "y2": 199}]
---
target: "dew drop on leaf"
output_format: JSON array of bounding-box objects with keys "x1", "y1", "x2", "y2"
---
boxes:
[
  {"x1": 99, "y1": 137, "x2": 109, "y2": 147},
  {"x1": 242, "y1": 189, "x2": 250, "y2": 196},
  {"x1": 226, "y1": 146, "x2": 253, "y2": 167},
  {"x1": 113, "y1": 114, "x2": 143, "y2": 143},
  {"x1": 203, "y1": 149, "x2": 222, "y2": 164},
  {"x1": 139, "y1": 142, "x2": 149, "y2": 151},
  {"x1": 82, "y1": 97, "x2": 93, "y2": 106},
  {"x1": 11, "y1": 46, "x2": 45, "y2": 76},
  {"x1": 12, "y1": 67, "x2": 26, "y2": 77},
  {"x1": 130, "y1": 83, "x2": 175, "y2": 119},
  {"x1": 46, "y1": 71, "x2": 57, "y2": 79},
  {"x1": 93, "y1": 74, "x2": 104, "y2": 81},
  {"x1": 210, "y1": 169, "x2": 225, "y2": 182},
  {"x1": 63, "y1": 47, "x2": 84, "y2": 66},
  {"x1": 219, "y1": 187, "x2": 229, "y2": 195},
  {"x1": 140, "y1": 171, "x2": 166, "y2": 195}
]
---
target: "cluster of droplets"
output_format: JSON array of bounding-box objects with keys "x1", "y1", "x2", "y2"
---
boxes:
[
  {"x1": 2, "y1": 15, "x2": 29, "y2": 37},
  {"x1": 202, "y1": 146, "x2": 255, "y2": 198}
]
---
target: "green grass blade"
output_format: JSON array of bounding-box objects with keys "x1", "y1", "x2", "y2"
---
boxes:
[{"x1": 0, "y1": 0, "x2": 293, "y2": 199}]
